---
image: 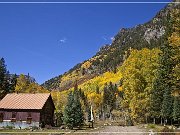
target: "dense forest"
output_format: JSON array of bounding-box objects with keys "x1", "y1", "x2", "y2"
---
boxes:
[{"x1": 0, "y1": 0, "x2": 179, "y2": 129}]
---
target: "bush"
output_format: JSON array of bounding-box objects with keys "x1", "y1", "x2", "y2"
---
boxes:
[
  {"x1": 29, "y1": 126, "x2": 39, "y2": 130},
  {"x1": 5, "y1": 125, "x2": 14, "y2": 129},
  {"x1": 55, "y1": 110, "x2": 63, "y2": 127},
  {"x1": 159, "y1": 126, "x2": 175, "y2": 135},
  {"x1": 148, "y1": 124, "x2": 156, "y2": 129}
]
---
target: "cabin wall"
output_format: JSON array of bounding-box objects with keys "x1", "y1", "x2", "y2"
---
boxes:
[
  {"x1": 0, "y1": 111, "x2": 40, "y2": 122},
  {"x1": 40, "y1": 97, "x2": 55, "y2": 127},
  {"x1": 0, "y1": 110, "x2": 40, "y2": 129},
  {"x1": 0, "y1": 120, "x2": 39, "y2": 129}
]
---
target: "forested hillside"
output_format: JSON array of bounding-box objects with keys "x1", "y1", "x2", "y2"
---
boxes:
[
  {"x1": 42, "y1": 1, "x2": 176, "y2": 91},
  {"x1": 50, "y1": 1, "x2": 180, "y2": 126},
  {"x1": 0, "y1": 0, "x2": 179, "y2": 128}
]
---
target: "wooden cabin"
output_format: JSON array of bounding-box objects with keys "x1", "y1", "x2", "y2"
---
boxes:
[{"x1": 0, "y1": 93, "x2": 55, "y2": 129}]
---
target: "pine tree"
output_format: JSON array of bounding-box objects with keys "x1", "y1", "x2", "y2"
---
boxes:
[
  {"x1": 108, "y1": 82, "x2": 117, "y2": 111},
  {"x1": 63, "y1": 84, "x2": 84, "y2": 129},
  {"x1": 0, "y1": 58, "x2": 10, "y2": 99},
  {"x1": 107, "y1": 82, "x2": 114, "y2": 109},
  {"x1": 102, "y1": 82, "x2": 117, "y2": 119},
  {"x1": 150, "y1": 12, "x2": 174, "y2": 125},
  {"x1": 160, "y1": 12, "x2": 175, "y2": 125},
  {"x1": 173, "y1": 97, "x2": 180, "y2": 122},
  {"x1": 169, "y1": 8, "x2": 180, "y2": 123},
  {"x1": 63, "y1": 92, "x2": 75, "y2": 129},
  {"x1": 150, "y1": 77, "x2": 164, "y2": 123},
  {"x1": 150, "y1": 42, "x2": 173, "y2": 124},
  {"x1": 161, "y1": 86, "x2": 173, "y2": 124},
  {"x1": 103, "y1": 83, "x2": 108, "y2": 107},
  {"x1": 169, "y1": 8, "x2": 180, "y2": 90},
  {"x1": 96, "y1": 85, "x2": 100, "y2": 94},
  {"x1": 9, "y1": 74, "x2": 17, "y2": 93},
  {"x1": 73, "y1": 89, "x2": 84, "y2": 128}
]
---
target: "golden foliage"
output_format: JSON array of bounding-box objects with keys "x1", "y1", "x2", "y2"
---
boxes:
[
  {"x1": 81, "y1": 61, "x2": 92, "y2": 69},
  {"x1": 15, "y1": 74, "x2": 48, "y2": 93},
  {"x1": 120, "y1": 48, "x2": 161, "y2": 122},
  {"x1": 87, "y1": 92, "x2": 102, "y2": 113},
  {"x1": 15, "y1": 74, "x2": 28, "y2": 92},
  {"x1": 118, "y1": 86, "x2": 123, "y2": 92},
  {"x1": 54, "y1": 68, "x2": 122, "y2": 112},
  {"x1": 169, "y1": 9, "x2": 180, "y2": 47},
  {"x1": 79, "y1": 70, "x2": 122, "y2": 94},
  {"x1": 51, "y1": 90, "x2": 70, "y2": 111},
  {"x1": 61, "y1": 71, "x2": 79, "y2": 82}
]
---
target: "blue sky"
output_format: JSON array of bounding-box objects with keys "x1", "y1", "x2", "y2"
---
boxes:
[{"x1": 0, "y1": 0, "x2": 171, "y2": 84}]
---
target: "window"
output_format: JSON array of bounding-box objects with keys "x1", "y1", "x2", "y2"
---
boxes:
[
  {"x1": 0, "y1": 113, "x2": 3, "y2": 122},
  {"x1": 11, "y1": 112, "x2": 16, "y2": 122},
  {"x1": 27, "y1": 112, "x2": 32, "y2": 124}
]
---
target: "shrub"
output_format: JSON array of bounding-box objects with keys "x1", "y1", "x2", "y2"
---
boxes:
[
  {"x1": 55, "y1": 110, "x2": 63, "y2": 127},
  {"x1": 148, "y1": 124, "x2": 156, "y2": 129},
  {"x1": 45, "y1": 124, "x2": 52, "y2": 129},
  {"x1": 5, "y1": 125, "x2": 14, "y2": 129},
  {"x1": 159, "y1": 126, "x2": 175, "y2": 135}
]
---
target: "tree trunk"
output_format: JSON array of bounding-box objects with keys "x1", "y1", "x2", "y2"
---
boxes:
[
  {"x1": 102, "y1": 111, "x2": 105, "y2": 120},
  {"x1": 109, "y1": 113, "x2": 112, "y2": 120},
  {"x1": 102, "y1": 106, "x2": 105, "y2": 120},
  {"x1": 124, "y1": 114, "x2": 127, "y2": 126},
  {"x1": 161, "y1": 117, "x2": 163, "y2": 125},
  {"x1": 153, "y1": 118, "x2": 156, "y2": 124},
  {"x1": 164, "y1": 118, "x2": 167, "y2": 126},
  {"x1": 145, "y1": 116, "x2": 148, "y2": 124},
  {"x1": 92, "y1": 121, "x2": 94, "y2": 128}
]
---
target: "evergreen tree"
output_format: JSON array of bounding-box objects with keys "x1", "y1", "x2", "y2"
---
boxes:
[
  {"x1": 103, "y1": 83, "x2": 109, "y2": 112},
  {"x1": 102, "y1": 82, "x2": 117, "y2": 118},
  {"x1": 63, "y1": 84, "x2": 84, "y2": 129},
  {"x1": 0, "y1": 58, "x2": 10, "y2": 99},
  {"x1": 150, "y1": 41, "x2": 173, "y2": 123},
  {"x1": 9, "y1": 74, "x2": 17, "y2": 93},
  {"x1": 150, "y1": 12, "x2": 174, "y2": 124},
  {"x1": 96, "y1": 85, "x2": 100, "y2": 94},
  {"x1": 169, "y1": 8, "x2": 180, "y2": 123},
  {"x1": 55, "y1": 110, "x2": 63, "y2": 127},
  {"x1": 87, "y1": 106, "x2": 91, "y2": 122},
  {"x1": 169, "y1": 8, "x2": 180, "y2": 91},
  {"x1": 160, "y1": 12, "x2": 174, "y2": 125},
  {"x1": 150, "y1": 77, "x2": 164, "y2": 123},
  {"x1": 63, "y1": 92, "x2": 74, "y2": 129},
  {"x1": 73, "y1": 89, "x2": 84, "y2": 127},
  {"x1": 108, "y1": 82, "x2": 117, "y2": 111},
  {"x1": 173, "y1": 97, "x2": 180, "y2": 122},
  {"x1": 161, "y1": 86, "x2": 173, "y2": 124}
]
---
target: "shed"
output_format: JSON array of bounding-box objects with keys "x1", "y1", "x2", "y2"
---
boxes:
[{"x1": 0, "y1": 93, "x2": 55, "y2": 129}]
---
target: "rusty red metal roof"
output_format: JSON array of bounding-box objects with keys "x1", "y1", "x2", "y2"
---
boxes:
[{"x1": 0, "y1": 93, "x2": 51, "y2": 110}]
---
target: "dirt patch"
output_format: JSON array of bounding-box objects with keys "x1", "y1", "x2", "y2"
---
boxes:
[{"x1": 67, "y1": 126, "x2": 147, "y2": 135}]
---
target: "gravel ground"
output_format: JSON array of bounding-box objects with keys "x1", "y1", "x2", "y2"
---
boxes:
[{"x1": 68, "y1": 126, "x2": 148, "y2": 135}]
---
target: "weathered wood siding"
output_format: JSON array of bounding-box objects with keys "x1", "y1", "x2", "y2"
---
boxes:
[
  {"x1": 0, "y1": 110, "x2": 40, "y2": 122},
  {"x1": 0, "y1": 94, "x2": 55, "y2": 128},
  {"x1": 40, "y1": 96, "x2": 55, "y2": 127}
]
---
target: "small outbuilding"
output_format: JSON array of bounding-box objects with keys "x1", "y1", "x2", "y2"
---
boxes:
[{"x1": 0, "y1": 93, "x2": 55, "y2": 129}]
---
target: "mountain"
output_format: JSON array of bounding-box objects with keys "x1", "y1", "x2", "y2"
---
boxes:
[{"x1": 41, "y1": 1, "x2": 178, "y2": 91}]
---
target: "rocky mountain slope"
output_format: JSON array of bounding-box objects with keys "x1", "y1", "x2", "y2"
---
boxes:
[{"x1": 42, "y1": 1, "x2": 178, "y2": 91}]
